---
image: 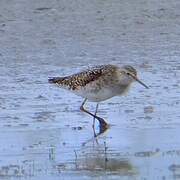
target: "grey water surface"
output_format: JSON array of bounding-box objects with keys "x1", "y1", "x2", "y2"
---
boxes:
[{"x1": 0, "y1": 0, "x2": 180, "y2": 179}]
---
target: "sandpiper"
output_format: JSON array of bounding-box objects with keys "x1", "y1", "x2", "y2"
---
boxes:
[{"x1": 49, "y1": 64, "x2": 148, "y2": 129}]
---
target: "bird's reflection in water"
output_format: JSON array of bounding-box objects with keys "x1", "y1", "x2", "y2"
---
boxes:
[
  {"x1": 77, "y1": 156, "x2": 136, "y2": 175},
  {"x1": 73, "y1": 141, "x2": 138, "y2": 177},
  {"x1": 53, "y1": 121, "x2": 138, "y2": 177}
]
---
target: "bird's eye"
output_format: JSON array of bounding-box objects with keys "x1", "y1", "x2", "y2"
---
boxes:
[{"x1": 127, "y1": 72, "x2": 130, "y2": 76}]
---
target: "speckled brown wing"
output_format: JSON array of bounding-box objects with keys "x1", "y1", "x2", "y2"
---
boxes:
[{"x1": 48, "y1": 65, "x2": 117, "y2": 90}]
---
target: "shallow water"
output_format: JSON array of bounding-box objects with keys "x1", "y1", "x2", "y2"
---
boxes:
[{"x1": 0, "y1": 0, "x2": 180, "y2": 179}]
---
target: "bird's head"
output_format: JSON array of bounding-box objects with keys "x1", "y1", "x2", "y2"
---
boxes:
[{"x1": 121, "y1": 65, "x2": 149, "y2": 89}]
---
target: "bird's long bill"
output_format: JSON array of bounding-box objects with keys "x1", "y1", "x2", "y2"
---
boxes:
[{"x1": 134, "y1": 76, "x2": 149, "y2": 89}]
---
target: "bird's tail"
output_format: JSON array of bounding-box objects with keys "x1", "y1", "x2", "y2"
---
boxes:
[{"x1": 48, "y1": 77, "x2": 63, "y2": 84}]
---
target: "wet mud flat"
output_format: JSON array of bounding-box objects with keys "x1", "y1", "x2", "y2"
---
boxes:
[{"x1": 0, "y1": 0, "x2": 180, "y2": 179}]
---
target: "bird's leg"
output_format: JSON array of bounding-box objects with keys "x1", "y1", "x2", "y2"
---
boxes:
[
  {"x1": 80, "y1": 99, "x2": 108, "y2": 128},
  {"x1": 93, "y1": 103, "x2": 99, "y2": 128}
]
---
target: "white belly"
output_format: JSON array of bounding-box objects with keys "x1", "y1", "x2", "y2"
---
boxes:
[
  {"x1": 75, "y1": 88, "x2": 116, "y2": 102},
  {"x1": 74, "y1": 84, "x2": 131, "y2": 102}
]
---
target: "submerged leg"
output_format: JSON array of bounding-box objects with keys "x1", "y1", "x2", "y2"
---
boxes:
[
  {"x1": 93, "y1": 103, "x2": 99, "y2": 128},
  {"x1": 80, "y1": 99, "x2": 108, "y2": 128}
]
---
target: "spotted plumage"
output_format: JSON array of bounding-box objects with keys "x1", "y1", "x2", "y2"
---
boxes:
[{"x1": 48, "y1": 64, "x2": 117, "y2": 91}]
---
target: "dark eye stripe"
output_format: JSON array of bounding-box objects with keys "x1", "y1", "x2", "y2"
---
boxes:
[{"x1": 123, "y1": 65, "x2": 137, "y2": 76}]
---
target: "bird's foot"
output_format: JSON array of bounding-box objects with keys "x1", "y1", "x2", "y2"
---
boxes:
[
  {"x1": 96, "y1": 117, "x2": 109, "y2": 129},
  {"x1": 80, "y1": 105, "x2": 84, "y2": 111}
]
